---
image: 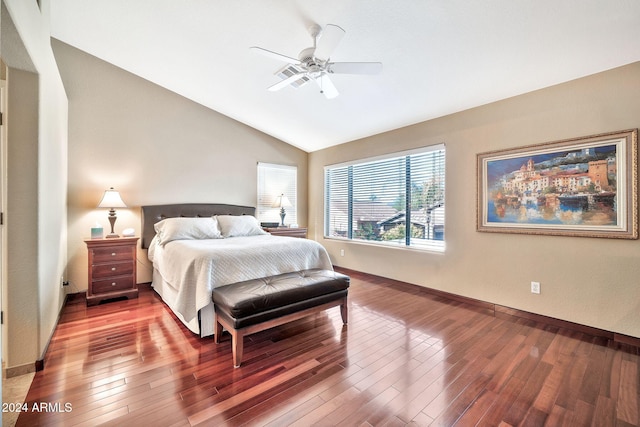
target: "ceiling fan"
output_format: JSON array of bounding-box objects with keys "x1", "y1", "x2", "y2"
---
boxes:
[{"x1": 250, "y1": 24, "x2": 382, "y2": 99}]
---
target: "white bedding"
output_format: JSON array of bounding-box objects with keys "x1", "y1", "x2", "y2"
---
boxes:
[{"x1": 148, "y1": 234, "x2": 333, "y2": 326}]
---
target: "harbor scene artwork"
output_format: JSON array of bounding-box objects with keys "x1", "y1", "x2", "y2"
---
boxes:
[{"x1": 477, "y1": 130, "x2": 638, "y2": 239}]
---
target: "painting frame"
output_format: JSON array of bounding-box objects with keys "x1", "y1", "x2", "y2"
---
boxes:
[{"x1": 477, "y1": 129, "x2": 638, "y2": 239}]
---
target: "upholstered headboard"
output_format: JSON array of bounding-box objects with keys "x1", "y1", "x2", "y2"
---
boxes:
[{"x1": 140, "y1": 203, "x2": 256, "y2": 249}]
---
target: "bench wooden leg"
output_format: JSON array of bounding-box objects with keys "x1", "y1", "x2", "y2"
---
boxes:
[
  {"x1": 232, "y1": 330, "x2": 243, "y2": 368},
  {"x1": 340, "y1": 297, "x2": 348, "y2": 324},
  {"x1": 213, "y1": 312, "x2": 244, "y2": 367},
  {"x1": 214, "y1": 317, "x2": 223, "y2": 344}
]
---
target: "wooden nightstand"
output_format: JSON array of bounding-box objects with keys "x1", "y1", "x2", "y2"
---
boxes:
[
  {"x1": 264, "y1": 227, "x2": 308, "y2": 238},
  {"x1": 85, "y1": 237, "x2": 139, "y2": 306}
]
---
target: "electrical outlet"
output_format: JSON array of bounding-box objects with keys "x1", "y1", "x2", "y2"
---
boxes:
[
  {"x1": 340, "y1": 249, "x2": 345, "y2": 256},
  {"x1": 531, "y1": 281, "x2": 541, "y2": 294}
]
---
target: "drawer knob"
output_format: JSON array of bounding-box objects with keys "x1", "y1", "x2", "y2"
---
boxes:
[
  {"x1": 111, "y1": 252, "x2": 116, "y2": 256},
  {"x1": 111, "y1": 282, "x2": 116, "y2": 286},
  {"x1": 111, "y1": 267, "x2": 117, "y2": 271}
]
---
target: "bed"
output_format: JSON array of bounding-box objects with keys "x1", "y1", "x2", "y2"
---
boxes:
[{"x1": 141, "y1": 203, "x2": 333, "y2": 337}]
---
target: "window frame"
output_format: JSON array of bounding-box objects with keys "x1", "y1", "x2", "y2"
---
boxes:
[
  {"x1": 323, "y1": 144, "x2": 445, "y2": 252},
  {"x1": 257, "y1": 162, "x2": 298, "y2": 226}
]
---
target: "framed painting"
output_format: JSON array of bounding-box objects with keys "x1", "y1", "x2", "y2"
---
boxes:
[{"x1": 477, "y1": 129, "x2": 638, "y2": 239}]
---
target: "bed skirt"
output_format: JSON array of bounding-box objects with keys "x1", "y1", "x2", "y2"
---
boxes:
[{"x1": 151, "y1": 268, "x2": 216, "y2": 337}]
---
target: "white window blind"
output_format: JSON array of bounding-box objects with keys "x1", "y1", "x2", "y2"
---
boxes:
[
  {"x1": 324, "y1": 144, "x2": 445, "y2": 250},
  {"x1": 257, "y1": 162, "x2": 297, "y2": 226}
]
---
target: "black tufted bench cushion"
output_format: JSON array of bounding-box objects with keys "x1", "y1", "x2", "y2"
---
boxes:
[{"x1": 213, "y1": 269, "x2": 350, "y2": 367}]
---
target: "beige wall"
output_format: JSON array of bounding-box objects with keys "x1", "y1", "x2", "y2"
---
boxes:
[
  {"x1": 2, "y1": 0, "x2": 69, "y2": 372},
  {"x1": 309, "y1": 62, "x2": 640, "y2": 338},
  {"x1": 51, "y1": 40, "x2": 308, "y2": 292},
  {"x1": 5, "y1": 68, "x2": 39, "y2": 370}
]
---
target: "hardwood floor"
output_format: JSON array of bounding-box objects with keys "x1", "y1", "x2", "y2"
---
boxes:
[{"x1": 17, "y1": 269, "x2": 640, "y2": 426}]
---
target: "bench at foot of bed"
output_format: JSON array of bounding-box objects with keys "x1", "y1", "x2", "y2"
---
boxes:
[{"x1": 212, "y1": 269, "x2": 350, "y2": 367}]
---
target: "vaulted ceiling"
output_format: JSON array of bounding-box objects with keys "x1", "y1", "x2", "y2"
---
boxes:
[{"x1": 50, "y1": 1, "x2": 640, "y2": 152}]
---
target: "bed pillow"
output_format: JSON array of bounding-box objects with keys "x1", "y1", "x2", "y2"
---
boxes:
[
  {"x1": 216, "y1": 215, "x2": 267, "y2": 237},
  {"x1": 154, "y1": 217, "x2": 222, "y2": 246}
]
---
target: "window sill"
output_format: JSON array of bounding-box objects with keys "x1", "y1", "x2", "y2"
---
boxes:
[{"x1": 323, "y1": 236, "x2": 445, "y2": 254}]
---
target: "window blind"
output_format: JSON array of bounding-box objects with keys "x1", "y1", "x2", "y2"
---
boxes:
[
  {"x1": 257, "y1": 163, "x2": 297, "y2": 226},
  {"x1": 324, "y1": 144, "x2": 445, "y2": 250}
]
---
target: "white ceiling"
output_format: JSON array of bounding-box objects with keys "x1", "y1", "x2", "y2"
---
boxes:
[{"x1": 49, "y1": 0, "x2": 640, "y2": 152}]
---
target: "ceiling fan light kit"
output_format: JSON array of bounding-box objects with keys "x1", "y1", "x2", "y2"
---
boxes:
[{"x1": 251, "y1": 23, "x2": 382, "y2": 99}]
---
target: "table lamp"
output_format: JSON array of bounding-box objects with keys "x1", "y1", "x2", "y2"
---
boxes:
[
  {"x1": 271, "y1": 193, "x2": 292, "y2": 226},
  {"x1": 97, "y1": 187, "x2": 127, "y2": 238}
]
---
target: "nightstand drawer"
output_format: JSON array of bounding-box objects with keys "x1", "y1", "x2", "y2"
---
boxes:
[
  {"x1": 92, "y1": 246, "x2": 133, "y2": 263},
  {"x1": 91, "y1": 276, "x2": 134, "y2": 294},
  {"x1": 91, "y1": 261, "x2": 134, "y2": 279}
]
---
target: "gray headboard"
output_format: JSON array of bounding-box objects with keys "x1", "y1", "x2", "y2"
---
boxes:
[{"x1": 140, "y1": 203, "x2": 256, "y2": 249}]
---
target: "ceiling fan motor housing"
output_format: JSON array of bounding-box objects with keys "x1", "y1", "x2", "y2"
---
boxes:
[
  {"x1": 299, "y1": 47, "x2": 320, "y2": 66},
  {"x1": 299, "y1": 47, "x2": 324, "y2": 76}
]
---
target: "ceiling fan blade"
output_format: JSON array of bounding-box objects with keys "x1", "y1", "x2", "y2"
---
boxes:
[
  {"x1": 328, "y1": 62, "x2": 383, "y2": 75},
  {"x1": 268, "y1": 72, "x2": 307, "y2": 91},
  {"x1": 250, "y1": 46, "x2": 300, "y2": 64},
  {"x1": 316, "y1": 73, "x2": 339, "y2": 99},
  {"x1": 314, "y1": 24, "x2": 345, "y2": 62}
]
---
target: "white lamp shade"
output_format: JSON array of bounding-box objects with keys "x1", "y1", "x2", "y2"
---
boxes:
[
  {"x1": 97, "y1": 188, "x2": 127, "y2": 208},
  {"x1": 271, "y1": 194, "x2": 292, "y2": 208}
]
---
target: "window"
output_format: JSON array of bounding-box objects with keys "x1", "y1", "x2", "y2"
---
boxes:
[
  {"x1": 257, "y1": 162, "x2": 297, "y2": 226},
  {"x1": 324, "y1": 144, "x2": 445, "y2": 251}
]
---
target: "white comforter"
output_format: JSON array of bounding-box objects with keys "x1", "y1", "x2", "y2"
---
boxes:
[{"x1": 148, "y1": 234, "x2": 333, "y2": 323}]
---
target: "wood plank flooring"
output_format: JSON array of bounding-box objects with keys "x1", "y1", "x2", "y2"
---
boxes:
[{"x1": 17, "y1": 269, "x2": 640, "y2": 426}]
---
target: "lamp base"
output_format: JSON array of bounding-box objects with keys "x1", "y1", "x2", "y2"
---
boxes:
[{"x1": 106, "y1": 209, "x2": 119, "y2": 238}]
